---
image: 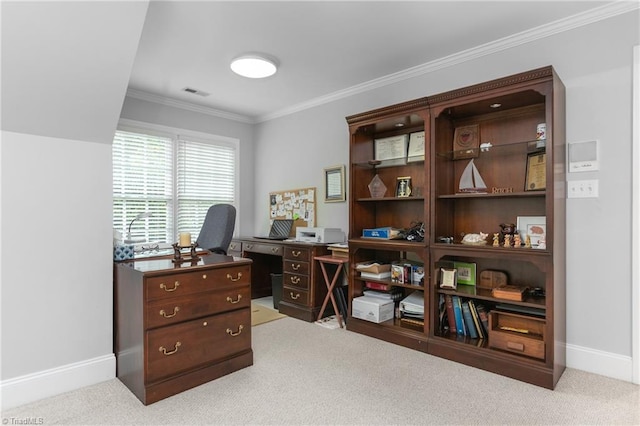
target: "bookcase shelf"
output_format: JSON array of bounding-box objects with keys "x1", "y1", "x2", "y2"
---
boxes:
[{"x1": 345, "y1": 66, "x2": 565, "y2": 389}]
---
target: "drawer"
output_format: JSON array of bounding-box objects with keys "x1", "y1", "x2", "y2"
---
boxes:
[
  {"x1": 282, "y1": 286, "x2": 309, "y2": 306},
  {"x1": 284, "y1": 247, "x2": 310, "y2": 262},
  {"x1": 243, "y1": 242, "x2": 283, "y2": 256},
  {"x1": 283, "y1": 259, "x2": 309, "y2": 275},
  {"x1": 488, "y1": 311, "x2": 545, "y2": 360},
  {"x1": 146, "y1": 308, "x2": 251, "y2": 383},
  {"x1": 146, "y1": 285, "x2": 250, "y2": 329},
  {"x1": 228, "y1": 240, "x2": 242, "y2": 253},
  {"x1": 283, "y1": 272, "x2": 309, "y2": 290},
  {"x1": 145, "y1": 264, "x2": 250, "y2": 301}
]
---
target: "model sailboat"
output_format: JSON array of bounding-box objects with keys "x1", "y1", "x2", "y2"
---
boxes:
[{"x1": 459, "y1": 159, "x2": 487, "y2": 193}]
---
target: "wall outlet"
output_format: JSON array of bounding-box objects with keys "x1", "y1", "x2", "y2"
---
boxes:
[{"x1": 567, "y1": 179, "x2": 599, "y2": 198}]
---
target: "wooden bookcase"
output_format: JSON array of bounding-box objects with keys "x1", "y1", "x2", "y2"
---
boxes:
[
  {"x1": 345, "y1": 66, "x2": 566, "y2": 388},
  {"x1": 346, "y1": 98, "x2": 430, "y2": 352}
]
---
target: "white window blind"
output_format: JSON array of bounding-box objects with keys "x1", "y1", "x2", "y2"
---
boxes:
[
  {"x1": 176, "y1": 137, "x2": 236, "y2": 238},
  {"x1": 113, "y1": 128, "x2": 237, "y2": 244}
]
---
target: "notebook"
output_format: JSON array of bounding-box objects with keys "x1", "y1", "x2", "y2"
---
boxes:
[{"x1": 254, "y1": 219, "x2": 294, "y2": 240}]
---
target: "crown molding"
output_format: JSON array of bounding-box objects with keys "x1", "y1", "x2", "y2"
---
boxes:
[
  {"x1": 257, "y1": 1, "x2": 639, "y2": 123},
  {"x1": 125, "y1": 88, "x2": 256, "y2": 124},
  {"x1": 126, "y1": 2, "x2": 638, "y2": 124}
]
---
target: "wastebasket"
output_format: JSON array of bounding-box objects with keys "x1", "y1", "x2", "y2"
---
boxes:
[{"x1": 270, "y1": 273, "x2": 283, "y2": 310}]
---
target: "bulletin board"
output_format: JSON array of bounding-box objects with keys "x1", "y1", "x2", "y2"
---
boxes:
[{"x1": 269, "y1": 187, "x2": 316, "y2": 236}]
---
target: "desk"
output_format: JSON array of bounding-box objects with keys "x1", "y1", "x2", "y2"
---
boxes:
[
  {"x1": 232, "y1": 238, "x2": 331, "y2": 322},
  {"x1": 114, "y1": 253, "x2": 253, "y2": 404},
  {"x1": 315, "y1": 255, "x2": 349, "y2": 328}
]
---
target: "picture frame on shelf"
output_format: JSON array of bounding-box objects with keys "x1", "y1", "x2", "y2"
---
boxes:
[
  {"x1": 517, "y1": 216, "x2": 546, "y2": 247},
  {"x1": 439, "y1": 268, "x2": 457, "y2": 289},
  {"x1": 407, "y1": 131, "x2": 425, "y2": 162},
  {"x1": 374, "y1": 135, "x2": 408, "y2": 166},
  {"x1": 395, "y1": 176, "x2": 412, "y2": 197},
  {"x1": 525, "y1": 152, "x2": 546, "y2": 191},
  {"x1": 324, "y1": 164, "x2": 346, "y2": 203},
  {"x1": 453, "y1": 261, "x2": 477, "y2": 286},
  {"x1": 452, "y1": 124, "x2": 480, "y2": 160}
]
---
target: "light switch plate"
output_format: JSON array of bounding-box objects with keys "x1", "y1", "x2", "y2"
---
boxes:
[{"x1": 567, "y1": 180, "x2": 599, "y2": 198}]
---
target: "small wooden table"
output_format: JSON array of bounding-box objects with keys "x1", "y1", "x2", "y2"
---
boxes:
[{"x1": 314, "y1": 255, "x2": 349, "y2": 328}]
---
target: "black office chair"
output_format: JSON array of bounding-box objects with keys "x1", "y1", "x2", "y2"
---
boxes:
[{"x1": 196, "y1": 204, "x2": 236, "y2": 255}]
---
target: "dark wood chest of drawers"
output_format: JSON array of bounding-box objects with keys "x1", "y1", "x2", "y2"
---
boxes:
[
  {"x1": 114, "y1": 254, "x2": 253, "y2": 405},
  {"x1": 278, "y1": 243, "x2": 329, "y2": 322}
]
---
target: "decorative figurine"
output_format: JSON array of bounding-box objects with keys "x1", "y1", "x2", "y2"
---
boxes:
[
  {"x1": 461, "y1": 232, "x2": 489, "y2": 245},
  {"x1": 503, "y1": 234, "x2": 511, "y2": 247},
  {"x1": 513, "y1": 233, "x2": 522, "y2": 247},
  {"x1": 524, "y1": 235, "x2": 532, "y2": 248},
  {"x1": 493, "y1": 233, "x2": 500, "y2": 247}
]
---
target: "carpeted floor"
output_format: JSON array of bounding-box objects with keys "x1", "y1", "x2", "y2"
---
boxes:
[{"x1": 2, "y1": 316, "x2": 639, "y2": 425}]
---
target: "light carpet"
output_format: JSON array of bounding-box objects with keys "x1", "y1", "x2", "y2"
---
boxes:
[
  {"x1": 251, "y1": 302, "x2": 286, "y2": 326},
  {"x1": 2, "y1": 317, "x2": 639, "y2": 425}
]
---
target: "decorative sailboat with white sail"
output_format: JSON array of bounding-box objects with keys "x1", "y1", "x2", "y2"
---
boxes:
[{"x1": 458, "y1": 159, "x2": 487, "y2": 193}]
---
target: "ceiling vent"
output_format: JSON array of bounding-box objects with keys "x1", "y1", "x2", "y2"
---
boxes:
[{"x1": 181, "y1": 87, "x2": 210, "y2": 97}]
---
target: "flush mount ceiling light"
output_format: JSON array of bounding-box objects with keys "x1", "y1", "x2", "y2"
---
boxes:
[{"x1": 230, "y1": 54, "x2": 278, "y2": 78}]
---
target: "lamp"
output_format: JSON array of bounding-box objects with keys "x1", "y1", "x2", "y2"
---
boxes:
[
  {"x1": 230, "y1": 54, "x2": 278, "y2": 78},
  {"x1": 125, "y1": 211, "x2": 153, "y2": 244}
]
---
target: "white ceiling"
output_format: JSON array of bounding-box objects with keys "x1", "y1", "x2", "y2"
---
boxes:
[{"x1": 127, "y1": 1, "x2": 615, "y2": 123}]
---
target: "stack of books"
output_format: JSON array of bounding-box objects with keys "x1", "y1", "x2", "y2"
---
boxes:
[
  {"x1": 399, "y1": 291, "x2": 424, "y2": 326},
  {"x1": 363, "y1": 288, "x2": 403, "y2": 302}
]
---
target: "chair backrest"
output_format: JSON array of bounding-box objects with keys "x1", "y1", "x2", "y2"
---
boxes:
[{"x1": 196, "y1": 204, "x2": 236, "y2": 255}]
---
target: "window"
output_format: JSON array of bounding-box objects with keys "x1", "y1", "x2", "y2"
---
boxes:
[{"x1": 113, "y1": 124, "x2": 237, "y2": 244}]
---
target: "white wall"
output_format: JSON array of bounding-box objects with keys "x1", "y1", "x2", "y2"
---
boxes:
[
  {"x1": 1, "y1": 132, "x2": 115, "y2": 407},
  {"x1": 254, "y1": 11, "x2": 639, "y2": 381},
  {"x1": 0, "y1": 0, "x2": 149, "y2": 410}
]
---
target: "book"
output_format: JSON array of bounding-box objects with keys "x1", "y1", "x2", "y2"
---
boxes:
[
  {"x1": 461, "y1": 301, "x2": 478, "y2": 339},
  {"x1": 451, "y1": 296, "x2": 466, "y2": 335},
  {"x1": 468, "y1": 299, "x2": 485, "y2": 339},
  {"x1": 492, "y1": 285, "x2": 529, "y2": 301},
  {"x1": 360, "y1": 271, "x2": 391, "y2": 280},
  {"x1": 365, "y1": 281, "x2": 392, "y2": 291},
  {"x1": 475, "y1": 304, "x2": 490, "y2": 335},
  {"x1": 444, "y1": 294, "x2": 457, "y2": 335}
]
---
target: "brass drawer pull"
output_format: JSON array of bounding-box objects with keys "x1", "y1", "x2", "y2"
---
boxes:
[
  {"x1": 159, "y1": 342, "x2": 181, "y2": 355},
  {"x1": 292, "y1": 250, "x2": 301, "y2": 257},
  {"x1": 159, "y1": 306, "x2": 180, "y2": 318},
  {"x1": 160, "y1": 281, "x2": 180, "y2": 292},
  {"x1": 290, "y1": 292, "x2": 300, "y2": 300},
  {"x1": 226, "y1": 294, "x2": 242, "y2": 304},
  {"x1": 226, "y1": 325, "x2": 244, "y2": 336},
  {"x1": 226, "y1": 272, "x2": 243, "y2": 282},
  {"x1": 291, "y1": 263, "x2": 300, "y2": 270},
  {"x1": 271, "y1": 247, "x2": 279, "y2": 253},
  {"x1": 290, "y1": 276, "x2": 300, "y2": 284},
  {"x1": 246, "y1": 244, "x2": 253, "y2": 249}
]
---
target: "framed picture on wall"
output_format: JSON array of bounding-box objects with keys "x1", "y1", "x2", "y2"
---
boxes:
[{"x1": 324, "y1": 165, "x2": 346, "y2": 202}]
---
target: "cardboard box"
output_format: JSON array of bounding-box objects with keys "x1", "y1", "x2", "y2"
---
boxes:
[{"x1": 352, "y1": 296, "x2": 394, "y2": 323}]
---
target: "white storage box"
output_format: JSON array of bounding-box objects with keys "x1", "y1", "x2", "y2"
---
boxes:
[{"x1": 352, "y1": 296, "x2": 394, "y2": 323}]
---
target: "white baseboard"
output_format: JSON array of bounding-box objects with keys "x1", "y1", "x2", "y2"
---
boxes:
[
  {"x1": 0, "y1": 354, "x2": 115, "y2": 410},
  {"x1": 567, "y1": 343, "x2": 634, "y2": 382}
]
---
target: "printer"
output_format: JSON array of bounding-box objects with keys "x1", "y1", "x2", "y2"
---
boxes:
[{"x1": 295, "y1": 227, "x2": 345, "y2": 244}]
